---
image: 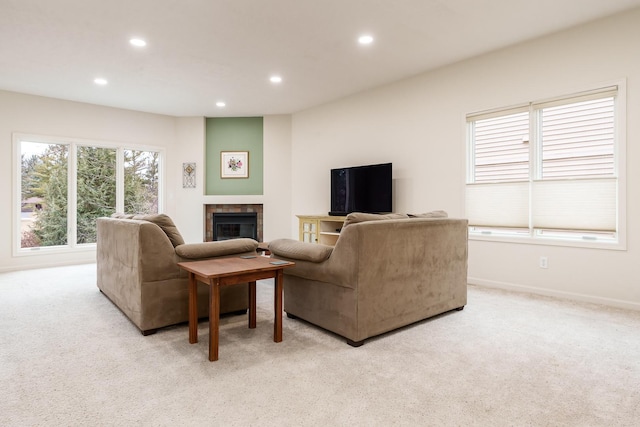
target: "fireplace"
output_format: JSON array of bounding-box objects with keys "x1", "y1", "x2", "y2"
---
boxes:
[
  {"x1": 213, "y1": 212, "x2": 258, "y2": 241},
  {"x1": 205, "y1": 204, "x2": 263, "y2": 242}
]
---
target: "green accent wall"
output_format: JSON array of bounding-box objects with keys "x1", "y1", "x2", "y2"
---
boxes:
[{"x1": 205, "y1": 117, "x2": 263, "y2": 195}]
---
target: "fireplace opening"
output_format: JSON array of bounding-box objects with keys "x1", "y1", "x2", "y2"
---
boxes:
[{"x1": 213, "y1": 212, "x2": 258, "y2": 241}]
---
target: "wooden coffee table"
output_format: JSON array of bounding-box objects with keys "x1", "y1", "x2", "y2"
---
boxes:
[{"x1": 177, "y1": 256, "x2": 295, "y2": 361}]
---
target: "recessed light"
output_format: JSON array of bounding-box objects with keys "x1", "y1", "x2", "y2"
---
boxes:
[
  {"x1": 358, "y1": 35, "x2": 374, "y2": 45},
  {"x1": 270, "y1": 75, "x2": 283, "y2": 84},
  {"x1": 129, "y1": 38, "x2": 147, "y2": 47},
  {"x1": 216, "y1": 101, "x2": 226, "y2": 107},
  {"x1": 94, "y1": 78, "x2": 108, "y2": 85}
]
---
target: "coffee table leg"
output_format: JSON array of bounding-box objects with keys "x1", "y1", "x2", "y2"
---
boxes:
[
  {"x1": 274, "y1": 269, "x2": 283, "y2": 343},
  {"x1": 188, "y1": 272, "x2": 198, "y2": 344},
  {"x1": 249, "y1": 281, "x2": 257, "y2": 329},
  {"x1": 209, "y1": 278, "x2": 220, "y2": 361}
]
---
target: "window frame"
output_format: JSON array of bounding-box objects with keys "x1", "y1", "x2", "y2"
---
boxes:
[
  {"x1": 465, "y1": 81, "x2": 627, "y2": 250},
  {"x1": 13, "y1": 133, "x2": 165, "y2": 257}
]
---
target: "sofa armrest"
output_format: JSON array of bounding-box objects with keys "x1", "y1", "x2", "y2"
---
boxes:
[
  {"x1": 175, "y1": 238, "x2": 258, "y2": 259},
  {"x1": 269, "y1": 239, "x2": 333, "y2": 262}
]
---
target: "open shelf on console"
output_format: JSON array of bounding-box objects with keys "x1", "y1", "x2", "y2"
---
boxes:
[{"x1": 297, "y1": 215, "x2": 347, "y2": 246}]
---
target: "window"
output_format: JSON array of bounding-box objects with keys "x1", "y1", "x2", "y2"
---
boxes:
[
  {"x1": 76, "y1": 146, "x2": 117, "y2": 244},
  {"x1": 16, "y1": 134, "x2": 163, "y2": 254},
  {"x1": 124, "y1": 149, "x2": 160, "y2": 215},
  {"x1": 466, "y1": 85, "x2": 625, "y2": 248}
]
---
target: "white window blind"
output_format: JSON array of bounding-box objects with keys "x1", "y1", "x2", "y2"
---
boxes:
[
  {"x1": 531, "y1": 178, "x2": 616, "y2": 231},
  {"x1": 466, "y1": 182, "x2": 529, "y2": 228}
]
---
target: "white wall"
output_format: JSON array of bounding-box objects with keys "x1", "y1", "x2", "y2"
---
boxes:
[
  {"x1": 0, "y1": 92, "x2": 292, "y2": 271},
  {"x1": 290, "y1": 9, "x2": 640, "y2": 309},
  {"x1": 262, "y1": 115, "x2": 293, "y2": 242}
]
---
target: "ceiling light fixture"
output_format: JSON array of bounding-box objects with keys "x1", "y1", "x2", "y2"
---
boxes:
[
  {"x1": 270, "y1": 75, "x2": 283, "y2": 84},
  {"x1": 216, "y1": 101, "x2": 226, "y2": 107},
  {"x1": 129, "y1": 38, "x2": 147, "y2": 47},
  {"x1": 94, "y1": 78, "x2": 108, "y2": 85},
  {"x1": 358, "y1": 34, "x2": 374, "y2": 45}
]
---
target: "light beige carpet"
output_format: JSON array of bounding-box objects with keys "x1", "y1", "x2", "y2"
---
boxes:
[{"x1": 1, "y1": 264, "x2": 639, "y2": 426}]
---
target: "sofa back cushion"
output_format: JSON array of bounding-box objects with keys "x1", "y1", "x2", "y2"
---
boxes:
[
  {"x1": 342, "y1": 212, "x2": 409, "y2": 228},
  {"x1": 131, "y1": 214, "x2": 185, "y2": 247},
  {"x1": 408, "y1": 210, "x2": 448, "y2": 219}
]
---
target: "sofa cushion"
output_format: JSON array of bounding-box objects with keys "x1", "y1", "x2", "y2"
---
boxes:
[
  {"x1": 175, "y1": 238, "x2": 258, "y2": 259},
  {"x1": 408, "y1": 210, "x2": 448, "y2": 219},
  {"x1": 269, "y1": 239, "x2": 333, "y2": 262},
  {"x1": 132, "y1": 214, "x2": 185, "y2": 247},
  {"x1": 342, "y1": 212, "x2": 409, "y2": 228}
]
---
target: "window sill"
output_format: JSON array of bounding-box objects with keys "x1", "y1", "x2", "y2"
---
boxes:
[
  {"x1": 469, "y1": 233, "x2": 626, "y2": 251},
  {"x1": 14, "y1": 243, "x2": 97, "y2": 257}
]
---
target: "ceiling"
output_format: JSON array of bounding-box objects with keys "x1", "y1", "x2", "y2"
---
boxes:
[{"x1": 2, "y1": 0, "x2": 640, "y2": 117}]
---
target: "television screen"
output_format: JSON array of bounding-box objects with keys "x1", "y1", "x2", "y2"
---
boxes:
[{"x1": 330, "y1": 163, "x2": 392, "y2": 216}]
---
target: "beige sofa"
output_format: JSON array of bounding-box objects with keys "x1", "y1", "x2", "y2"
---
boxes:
[
  {"x1": 269, "y1": 212, "x2": 468, "y2": 346},
  {"x1": 96, "y1": 214, "x2": 258, "y2": 335}
]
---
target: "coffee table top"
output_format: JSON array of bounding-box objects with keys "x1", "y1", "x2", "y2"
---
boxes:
[{"x1": 178, "y1": 256, "x2": 294, "y2": 279}]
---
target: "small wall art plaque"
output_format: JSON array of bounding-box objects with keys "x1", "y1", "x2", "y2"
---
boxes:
[{"x1": 183, "y1": 162, "x2": 196, "y2": 188}]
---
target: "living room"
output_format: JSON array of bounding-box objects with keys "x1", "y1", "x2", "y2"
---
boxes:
[
  {"x1": 1, "y1": 4, "x2": 638, "y2": 310},
  {"x1": 1, "y1": 1, "x2": 640, "y2": 424}
]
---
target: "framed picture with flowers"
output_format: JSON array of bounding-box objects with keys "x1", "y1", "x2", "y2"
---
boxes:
[{"x1": 220, "y1": 151, "x2": 249, "y2": 178}]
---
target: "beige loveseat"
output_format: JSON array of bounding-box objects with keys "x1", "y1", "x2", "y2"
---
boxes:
[
  {"x1": 97, "y1": 214, "x2": 259, "y2": 335},
  {"x1": 269, "y1": 212, "x2": 468, "y2": 346}
]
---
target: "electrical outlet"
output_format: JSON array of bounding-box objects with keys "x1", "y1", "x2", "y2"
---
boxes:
[{"x1": 539, "y1": 256, "x2": 548, "y2": 269}]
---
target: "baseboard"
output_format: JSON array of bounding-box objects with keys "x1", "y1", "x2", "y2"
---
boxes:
[
  {"x1": 468, "y1": 277, "x2": 640, "y2": 312},
  {"x1": 0, "y1": 260, "x2": 96, "y2": 274}
]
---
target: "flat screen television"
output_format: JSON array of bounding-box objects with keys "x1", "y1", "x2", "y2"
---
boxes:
[{"x1": 329, "y1": 162, "x2": 392, "y2": 216}]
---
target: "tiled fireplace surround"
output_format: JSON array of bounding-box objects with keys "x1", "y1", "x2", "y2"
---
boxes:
[{"x1": 204, "y1": 204, "x2": 264, "y2": 242}]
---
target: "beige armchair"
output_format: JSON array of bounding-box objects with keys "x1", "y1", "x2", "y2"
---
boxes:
[{"x1": 96, "y1": 214, "x2": 258, "y2": 335}]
